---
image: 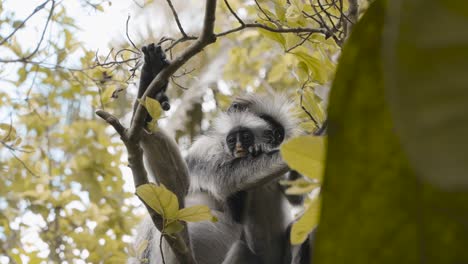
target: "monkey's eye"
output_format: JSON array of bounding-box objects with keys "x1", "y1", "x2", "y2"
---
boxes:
[
  {"x1": 241, "y1": 131, "x2": 253, "y2": 145},
  {"x1": 227, "y1": 135, "x2": 236, "y2": 145},
  {"x1": 274, "y1": 130, "x2": 284, "y2": 142}
]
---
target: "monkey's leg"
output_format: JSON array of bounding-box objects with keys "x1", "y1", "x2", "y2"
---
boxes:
[
  {"x1": 242, "y1": 185, "x2": 292, "y2": 264},
  {"x1": 290, "y1": 225, "x2": 317, "y2": 264},
  {"x1": 222, "y1": 239, "x2": 260, "y2": 264},
  {"x1": 134, "y1": 43, "x2": 170, "y2": 120}
]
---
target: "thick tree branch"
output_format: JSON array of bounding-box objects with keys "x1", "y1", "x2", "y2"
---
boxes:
[
  {"x1": 97, "y1": 1, "x2": 219, "y2": 263},
  {"x1": 96, "y1": 109, "x2": 194, "y2": 263},
  {"x1": 128, "y1": 0, "x2": 217, "y2": 142}
]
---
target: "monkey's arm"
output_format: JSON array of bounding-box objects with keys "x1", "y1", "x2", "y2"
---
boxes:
[
  {"x1": 140, "y1": 129, "x2": 190, "y2": 205},
  {"x1": 188, "y1": 149, "x2": 288, "y2": 199}
]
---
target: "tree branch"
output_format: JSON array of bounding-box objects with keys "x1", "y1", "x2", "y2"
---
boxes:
[
  {"x1": 95, "y1": 109, "x2": 194, "y2": 263},
  {"x1": 165, "y1": 0, "x2": 189, "y2": 38},
  {"x1": 128, "y1": 0, "x2": 217, "y2": 142},
  {"x1": 345, "y1": 0, "x2": 359, "y2": 37},
  {"x1": 97, "y1": 1, "x2": 219, "y2": 263},
  {"x1": 217, "y1": 22, "x2": 327, "y2": 38},
  {"x1": 0, "y1": 0, "x2": 52, "y2": 46}
]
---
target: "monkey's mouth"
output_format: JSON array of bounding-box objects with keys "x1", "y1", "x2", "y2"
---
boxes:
[{"x1": 234, "y1": 148, "x2": 248, "y2": 158}]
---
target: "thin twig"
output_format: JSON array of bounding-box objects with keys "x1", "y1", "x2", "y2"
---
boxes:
[
  {"x1": 160, "y1": 233, "x2": 166, "y2": 264},
  {"x1": 22, "y1": 0, "x2": 56, "y2": 61},
  {"x1": 6, "y1": 148, "x2": 38, "y2": 177},
  {"x1": 165, "y1": 0, "x2": 188, "y2": 37},
  {"x1": 299, "y1": 80, "x2": 320, "y2": 130},
  {"x1": 126, "y1": 15, "x2": 139, "y2": 51},
  {"x1": 223, "y1": 0, "x2": 244, "y2": 26},
  {"x1": 217, "y1": 23, "x2": 326, "y2": 37},
  {"x1": 0, "y1": 0, "x2": 52, "y2": 46},
  {"x1": 286, "y1": 32, "x2": 313, "y2": 52}
]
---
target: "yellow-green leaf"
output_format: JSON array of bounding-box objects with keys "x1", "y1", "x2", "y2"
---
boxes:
[
  {"x1": 145, "y1": 97, "x2": 162, "y2": 121},
  {"x1": 281, "y1": 136, "x2": 325, "y2": 180},
  {"x1": 0, "y1": 123, "x2": 17, "y2": 142},
  {"x1": 292, "y1": 47, "x2": 328, "y2": 83},
  {"x1": 267, "y1": 60, "x2": 288, "y2": 83},
  {"x1": 21, "y1": 145, "x2": 35, "y2": 152},
  {"x1": 136, "y1": 183, "x2": 179, "y2": 220},
  {"x1": 285, "y1": 183, "x2": 320, "y2": 195},
  {"x1": 164, "y1": 220, "x2": 184, "y2": 235},
  {"x1": 101, "y1": 86, "x2": 114, "y2": 104},
  {"x1": 177, "y1": 205, "x2": 217, "y2": 222},
  {"x1": 291, "y1": 196, "x2": 320, "y2": 245},
  {"x1": 259, "y1": 29, "x2": 286, "y2": 48}
]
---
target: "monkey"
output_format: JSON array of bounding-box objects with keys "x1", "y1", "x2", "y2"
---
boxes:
[
  {"x1": 220, "y1": 94, "x2": 304, "y2": 264},
  {"x1": 130, "y1": 43, "x2": 301, "y2": 264},
  {"x1": 130, "y1": 110, "x2": 285, "y2": 264}
]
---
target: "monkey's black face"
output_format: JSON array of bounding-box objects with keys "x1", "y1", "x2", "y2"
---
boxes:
[{"x1": 226, "y1": 127, "x2": 255, "y2": 158}]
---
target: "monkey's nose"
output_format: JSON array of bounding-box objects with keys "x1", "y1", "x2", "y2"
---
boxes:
[{"x1": 234, "y1": 144, "x2": 247, "y2": 158}]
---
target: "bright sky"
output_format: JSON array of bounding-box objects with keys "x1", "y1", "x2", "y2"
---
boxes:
[{"x1": 3, "y1": 0, "x2": 136, "y2": 50}]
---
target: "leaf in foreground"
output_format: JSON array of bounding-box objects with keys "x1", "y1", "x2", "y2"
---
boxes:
[
  {"x1": 136, "y1": 183, "x2": 179, "y2": 220},
  {"x1": 314, "y1": 1, "x2": 468, "y2": 263},
  {"x1": 177, "y1": 205, "x2": 218, "y2": 222},
  {"x1": 280, "y1": 135, "x2": 325, "y2": 180}
]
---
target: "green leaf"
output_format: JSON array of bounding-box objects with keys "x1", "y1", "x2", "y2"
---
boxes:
[
  {"x1": 292, "y1": 47, "x2": 327, "y2": 83},
  {"x1": 17, "y1": 67, "x2": 28, "y2": 85},
  {"x1": 285, "y1": 183, "x2": 319, "y2": 195},
  {"x1": 280, "y1": 136, "x2": 325, "y2": 180},
  {"x1": 275, "y1": 3, "x2": 286, "y2": 21},
  {"x1": 0, "y1": 123, "x2": 17, "y2": 142},
  {"x1": 267, "y1": 59, "x2": 288, "y2": 83},
  {"x1": 259, "y1": 28, "x2": 286, "y2": 48},
  {"x1": 291, "y1": 196, "x2": 320, "y2": 245},
  {"x1": 164, "y1": 220, "x2": 184, "y2": 235},
  {"x1": 136, "y1": 183, "x2": 179, "y2": 220},
  {"x1": 177, "y1": 205, "x2": 217, "y2": 222},
  {"x1": 145, "y1": 97, "x2": 162, "y2": 121},
  {"x1": 101, "y1": 86, "x2": 114, "y2": 104},
  {"x1": 21, "y1": 145, "x2": 35, "y2": 152},
  {"x1": 384, "y1": 0, "x2": 468, "y2": 190}
]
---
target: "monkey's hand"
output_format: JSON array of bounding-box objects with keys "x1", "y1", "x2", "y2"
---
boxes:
[
  {"x1": 248, "y1": 144, "x2": 264, "y2": 157},
  {"x1": 138, "y1": 43, "x2": 171, "y2": 111}
]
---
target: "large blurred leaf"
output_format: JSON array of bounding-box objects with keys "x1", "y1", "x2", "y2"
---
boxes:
[
  {"x1": 314, "y1": 1, "x2": 468, "y2": 263},
  {"x1": 383, "y1": 0, "x2": 468, "y2": 189},
  {"x1": 281, "y1": 135, "x2": 325, "y2": 180},
  {"x1": 290, "y1": 196, "x2": 320, "y2": 245}
]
